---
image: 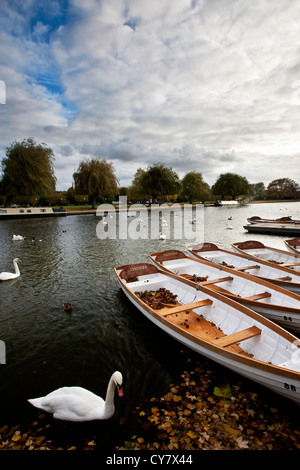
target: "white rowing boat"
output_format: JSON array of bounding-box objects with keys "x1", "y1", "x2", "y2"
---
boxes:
[
  {"x1": 232, "y1": 240, "x2": 300, "y2": 271},
  {"x1": 247, "y1": 216, "x2": 300, "y2": 225},
  {"x1": 285, "y1": 238, "x2": 300, "y2": 255},
  {"x1": 149, "y1": 249, "x2": 300, "y2": 333},
  {"x1": 186, "y1": 242, "x2": 300, "y2": 295},
  {"x1": 115, "y1": 262, "x2": 300, "y2": 404}
]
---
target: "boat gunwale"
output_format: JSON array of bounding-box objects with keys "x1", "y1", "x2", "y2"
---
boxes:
[
  {"x1": 232, "y1": 241, "x2": 299, "y2": 261},
  {"x1": 149, "y1": 251, "x2": 300, "y2": 315},
  {"x1": 115, "y1": 264, "x2": 300, "y2": 380},
  {"x1": 186, "y1": 243, "x2": 300, "y2": 289}
]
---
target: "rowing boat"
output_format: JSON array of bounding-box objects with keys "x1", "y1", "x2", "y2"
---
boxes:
[
  {"x1": 247, "y1": 216, "x2": 300, "y2": 225},
  {"x1": 232, "y1": 240, "x2": 300, "y2": 271},
  {"x1": 115, "y1": 262, "x2": 300, "y2": 404},
  {"x1": 285, "y1": 238, "x2": 300, "y2": 255},
  {"x1": 149, "y1": 249, "x2": 300, "y2": 333},
  {"x1": 186, "y1": 242, "x2": 300, "y2": 294}
]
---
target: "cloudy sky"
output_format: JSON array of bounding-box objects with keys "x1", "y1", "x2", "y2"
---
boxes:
[{"x1": 1, "y1": 0, "x2": 300, "y2": 191}]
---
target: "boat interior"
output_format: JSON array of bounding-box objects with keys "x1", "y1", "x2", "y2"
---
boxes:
[{"x1": 117, "y1": 265, "x2": 299, "y2": 370}]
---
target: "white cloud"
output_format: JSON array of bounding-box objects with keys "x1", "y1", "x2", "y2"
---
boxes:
[{"x1": 1, "y1": 0, "x2": 300, "y2": 190}]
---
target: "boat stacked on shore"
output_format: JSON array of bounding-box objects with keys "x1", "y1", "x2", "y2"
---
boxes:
[{"x1": 115, "y1": 240, "x2": 300, "y2": 405}]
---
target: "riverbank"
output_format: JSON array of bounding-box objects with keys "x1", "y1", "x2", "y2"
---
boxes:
[{"x1": 0, "y1": 351, "x2": 299, "y2": 451}]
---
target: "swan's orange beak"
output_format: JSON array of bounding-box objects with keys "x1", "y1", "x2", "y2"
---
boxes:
[{"x1": 117, "y1": 385, "x2": 123, "y2": 398}]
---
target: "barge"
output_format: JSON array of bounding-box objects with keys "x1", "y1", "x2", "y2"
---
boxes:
[{"x1": 0, "y1": 207, "x2": 66, "y2": 220}]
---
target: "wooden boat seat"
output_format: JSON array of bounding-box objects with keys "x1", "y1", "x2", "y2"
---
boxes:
[
  {"x1": 213, "y1": 326, "x2": 261, "y2": 348},
  {"x1": 201, "y1": 276, "x2": 233, "y2": 285},
  {"x1": 236, "y1": 264, "x2": 260, "y2": 271},
  {"x1": 161, "y1": 299, "x2": 213, "y2": 317},
  {"x1": 244, "y1": 292, "x2": 271, "y2": 301}
]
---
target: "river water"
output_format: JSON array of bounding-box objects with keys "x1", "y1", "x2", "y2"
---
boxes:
[{"x1": 0, "y1": 201, "x2": 299, "y2": 449}]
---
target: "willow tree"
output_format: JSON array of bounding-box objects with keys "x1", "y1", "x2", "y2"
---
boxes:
[
  {"x1": 73, "y1": 157, "x2": 119, "y2": 207},
  {"x1": 140, "y1": 163, "x2": 181, "y2": 201},
  {"x1": 0, "y1": 138, "x2": 56, "y2": 202},
  {"x1": 181, "y1": 171, "x2": 211, "y2": 203},
  {"x1": 212, "y1": 173, "x2": 250, "y2": 200}
]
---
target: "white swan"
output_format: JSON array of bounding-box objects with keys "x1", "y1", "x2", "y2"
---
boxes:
[
  {"x1": 12, "y1": 234, "x2": 24, "y2": 240},
  {"x1": 28, "y1": 371, "x2": 123, "y2": 422},
  {"x1": 0, "y1": 258, "x2": 21, "y2": 281}
]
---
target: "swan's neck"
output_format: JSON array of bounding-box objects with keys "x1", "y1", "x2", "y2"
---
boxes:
[
  {"x1": 13, "y1": 261, "x2": 20, "y2": 275},
  {"x1": 104, "y1": 376, "x2": 117, "y2": 417}
]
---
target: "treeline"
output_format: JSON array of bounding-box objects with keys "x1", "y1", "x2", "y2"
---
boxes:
[{"x1": 0, "y1": 138, "x2": 299, "y2": 207}]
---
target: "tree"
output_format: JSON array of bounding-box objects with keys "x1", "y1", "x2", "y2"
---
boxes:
[
  {"x1": 212, "y1": 173, "x2": 250, "y2": 200},
  {"x1": 139, "y1": 163, "x2": 181, "y2": 201},
  {"x1": 249, "y1": 182, "x2": 266, "y2": 201},
  {"x1": 0, "y1": 138, "x2": 56, "y2": 203},
  {"x1": 181, "y1": 172, "x2": 211, "y2": 203},
  {"x1": 127, "y1": 168, "x2": 149, "y2": 202},
  {"x1": 73, "y1": 157, "x2": 119, "y2": 207},
  {"x1": 266, "y1": 178, "x2": 300, "y2": 200}
]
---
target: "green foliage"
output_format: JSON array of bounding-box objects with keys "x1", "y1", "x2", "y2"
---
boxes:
[
  {"x1": 134, "y1": 163, "x2": 180, "y2": 201},
  {"x1": 212, "y1": 173, "x2": 250, "y2": 200},
  {"x1": 0, "y1": 138, "x2": 56, "y2": 202},
  {"x1": 266, "y1": 178, "x2": 300, "y2": 200},
  {"x1": 181, "y1": 171, "x2": 211, "y2": 203},
  {"x1": 73, "y1": 157, "x2": 119, "y2": 207}
]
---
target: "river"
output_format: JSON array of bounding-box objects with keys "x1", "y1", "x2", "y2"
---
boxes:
[{"x1": 0, "y1": 201, "x2": 299, "y2": 449}]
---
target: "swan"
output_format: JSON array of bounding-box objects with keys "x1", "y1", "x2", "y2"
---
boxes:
[
  {"x1": 32, "y1": 237, "x2": 42, "y2": 242},
  {"x1": 12, "y1": 234, "x2": 24, "y2": 240},
  {"x1": 28, "y1": 371, "x2": 123, "y2": 422},
  {"x1": 0, "y1": 258, "x2": 21, "y2": 281}
]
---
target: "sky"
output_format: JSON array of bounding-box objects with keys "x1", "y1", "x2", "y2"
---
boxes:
[{"x1": 1, "y1": 0, "x2": 300, "y2": 191}]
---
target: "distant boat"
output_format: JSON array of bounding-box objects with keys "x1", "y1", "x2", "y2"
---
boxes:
[
  {"x1": 115, "y1": 261, "x2": 300, "y2": 405},
  {"x1": 232, "y1": 240, "x2": 300, "y2": 271},
  {"x1": 214, "y1": 200, "x2": 238, "y2": 206},
  {"x1": 285, "y1": 238, "x2": 300, "y2": 255},
  {"x1": 186, "y1": 242, "x2": 300, "y2": 294},
  {"x1": 149, "y1": 249, "x2": 300, "y2": 333},
  {"x1": 0, "y1": 207, "x2": 66, "y2": 220},
  {"x1": 247, "y1": 216, "x2": 300, "y2": 224}
]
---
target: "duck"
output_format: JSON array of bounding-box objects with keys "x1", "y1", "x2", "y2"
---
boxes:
[
  {"x1": 12, "y1": 234, "x2": 24, "y2": 240},
  {"x1": 63, "y1": 302, "x2": 73, "y2": 312},
  {"x1": 0, "y1": 258, "x2": 21, "y2": 281},
  {"x1": 32, "y1": 237, "x2": 42, "y2": 242},
  {"x1": 28, "y1": 371, "x2": 123, "y2": 422}
]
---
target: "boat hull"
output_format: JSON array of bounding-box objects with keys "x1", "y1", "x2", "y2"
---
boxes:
[
  {"x1": 0, "y1": 207, "x2": 66, "y2": 220},
  {"x1": 116, "y1": 264, "x2": 300, "y2": 405},
  {"x1": 187, "y1": 243, "x2": 300, "y2": 295},
  {"x1": 232, "y1": 241, "x2": 300, "y2": 272},
  {"x1": 150, "y1": 250, "x2": 300, "y2": 334}
]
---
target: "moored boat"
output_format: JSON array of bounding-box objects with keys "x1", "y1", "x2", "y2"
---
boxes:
[
  {"x1": 232, "y1": 240, "x2": 300, "y2": 271},
  {"x1": 285, "y1": 238, "x2": 300, "y2": 255},
  {"x1": 247, "y1": 216, "x2": 300, "y2": 224},
  {"x1": 186, "y1": 242, "x2": 300, "y2": 294},
  {"x1": 0, "y1": 207, "x2": 66, "y2": 220},
  {"x1": 149, "y1": 249, "x2": 300, "y2": 333},
  {"x1": 115, "y1": 262, "x2": 300, "y2": 404}
]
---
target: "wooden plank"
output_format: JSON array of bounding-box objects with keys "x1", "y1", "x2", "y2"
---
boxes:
[
  {"x1": 236, "y1": 265, "x2": 261, "y2": 271},
  {"x1": 201, "y1": 276, "x2": 234, "y2": 285},
  {"x1": 213, "y1": 326, "x2": 261, "y2": 348},
  {"x1": 244, "y1": 292, "x2": 272, "y2": 301},
  {"x1": 273, "y1": 276, "x2": 292, "y2": 281},
  {"x1": 161, "y1": 299, "x2": 213, "y2": 317},
  {"x1": 281, "y1": 262, "x2": 300, "y2": 267}
]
